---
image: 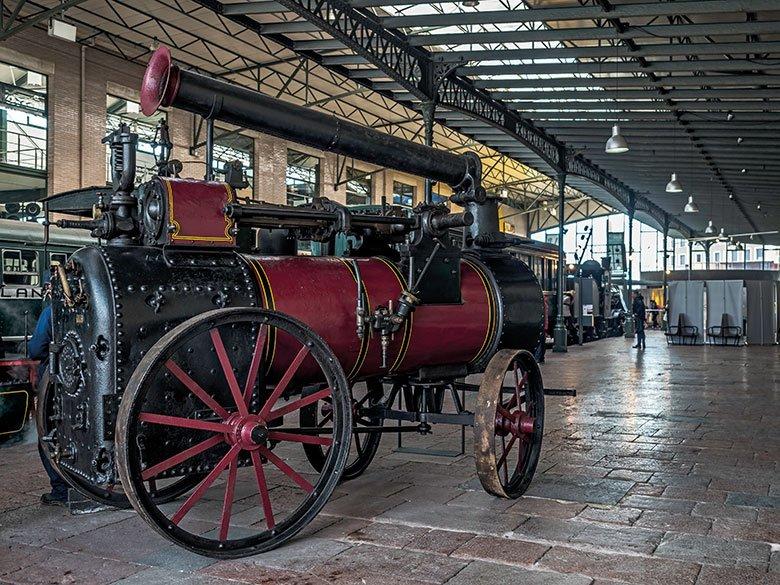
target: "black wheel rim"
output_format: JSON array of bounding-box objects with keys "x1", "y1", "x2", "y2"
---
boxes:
[
  {"x1": 116, "y1": 308, "x2": 351, "y2": 558},
  {"x1": 300, "y1": 378, "x2": 384, "y2": 481}
]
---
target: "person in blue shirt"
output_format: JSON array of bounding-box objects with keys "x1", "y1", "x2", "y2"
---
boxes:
[{"x1": 29, "y1": 303, "x2": 69, "y2": 505}]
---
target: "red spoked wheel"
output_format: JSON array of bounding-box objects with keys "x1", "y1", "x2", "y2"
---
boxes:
[
  {"x1": 115, "y1": 308, "x2": 351, "y2": 558},
  {"x1": 474, "y1": 349, "x2": 544, "y2": 498}
]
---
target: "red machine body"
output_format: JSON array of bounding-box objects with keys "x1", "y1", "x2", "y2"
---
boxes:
[{"x1": 242, "y1": 255, "x2": 494, "y2": 383}]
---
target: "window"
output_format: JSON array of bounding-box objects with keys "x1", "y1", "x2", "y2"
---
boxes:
[
  {"x1": 286, "y1": 150, "x2": 319, "y2": 206},
  {"x1": 50, "y1": 252, "x2": 68, "y2": 266},
  {"x1": 106, "y1": 96, "x2": 166, "y2": 183},
  {"x1": 212, "y1": 132, "x2": 254, "y2": 196},
  {"x1": 729, "y1": 250, "x2": 740, "y2": 263},
  {"x1": 346, "y1": 168, "x2": 371, "y2": 206},
  {"x1": 756, "y1": 248, "x2": 763, "y2": 260},
  {"x1": 678, "y1": 254, "x2": 686, "y2": 265},
  {"x1": 713, "y1": 252, "x2": 721, "y2": 263},
  {"x1": 0, "y1": 62, "x2": 48, "y2": 210},
  {"x1": 393, "y1": 181, "x2": 415, "y2": 207},
  {"x1": 694, "y1": 253, "x2": 702, "y2": 264},
  {"x1": 2, "y1": 249, "x2": 38, "y2": 286}
]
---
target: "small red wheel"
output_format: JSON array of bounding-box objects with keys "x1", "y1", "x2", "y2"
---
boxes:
[
  {"x1": 474, "y1": 349, "x2": 544, "y2": 498},
  {"x1": 115, "y1": 308, "x2": 351, "y2": 558}
]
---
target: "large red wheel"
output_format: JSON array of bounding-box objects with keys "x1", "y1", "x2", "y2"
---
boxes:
[
  {"x1": 115, "y1": 308, "x2": 351, "y2": 558},
  {"x1": 474, "y1": 349, "x2": 544, "y2": 498}
]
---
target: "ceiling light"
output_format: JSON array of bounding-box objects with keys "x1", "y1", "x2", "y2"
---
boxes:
[
  {"x1": 740, "y1": 168, "x2": 747, "y2": 173},
  {"x1": 48, "y1": 19, "x2": 77, "y2": 42},
  {"x1": 704, "y1": 220, "x2": 714, "y2": 234},
  {"x1": 605, "y1": 124, "x2": 629, "y2": 154},
  {"x1": 462, "y1": 0, "x2": 479, "y2": 6},
  {"x1": 737, "y1": 137, "x2": 744, "y2": 144},
  {"x1": 684, "y1": 195, "x2": 699, "y2": 213},
  {"x1": 718, "y1": 228, "x2": 727, "y2": 240},
  {"x1": 728, "y1": 193, "x2": 734, "y2": 200},
  {"x1": 727, "y1": 111, "x2": 734, "y2": 121},
  {"x1": 756, "y1": 202, "x2": 761, "y2": 210},
  {"x1": 665, "y1": 172, "x2": 683, "y2": 193},
  {"x1": 500, "y1": 188, "x2": 508, "y2": 198}
]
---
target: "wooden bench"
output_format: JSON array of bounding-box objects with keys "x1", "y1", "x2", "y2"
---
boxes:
[
  {"x1": 707, "y1": 313, "x2": 743, "y2": 346},
  {"x1": 665, "y1": 314, "x2": 699, "y2": 345}
]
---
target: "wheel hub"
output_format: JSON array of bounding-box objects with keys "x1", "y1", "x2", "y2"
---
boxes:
[
  {"x1": 495, "y1": 410, "x2": 535, "y2": 438},
  {"x1": 224, "y1": 412, "x2": 267, "y2": 450}
]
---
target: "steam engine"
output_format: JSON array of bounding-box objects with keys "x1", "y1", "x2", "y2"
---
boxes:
[{"x1": 40, "y1": 46, "x2": 546, "y2": 558}]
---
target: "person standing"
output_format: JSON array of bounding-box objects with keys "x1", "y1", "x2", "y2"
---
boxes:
[
  {"x1": 649, "y1": 298, "x2": 659, "y2": 329},
  {"x1": 632, "y1": 291, "x2": 647, "y2": 350},
  {"x1": 29, "y1": 303, "x2": 69, "y2": 505}
]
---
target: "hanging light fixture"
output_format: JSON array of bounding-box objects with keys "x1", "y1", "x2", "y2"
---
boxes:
[
  {"x1": 704, "y1": 220, "x2": 714, "y2": 234},
  {"x1": 606, "y1": 48, "x2": 629, "y2": 154},
  {"x1": 605, "y1": 125, "x2": 629, "y2": 154},
  {"x1": 462, "y1": 0, "x2": 479, "y2": 6},
  {"x1": 684, "y1": 195, "x2": 699, "y2": 213},
  {"x1": 666, "y1": 173, "x2": 683, "y2": 193}
]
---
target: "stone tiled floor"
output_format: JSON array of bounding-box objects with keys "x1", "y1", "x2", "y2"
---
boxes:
[{"x1": 1, "y1": 331, "x2": 778, "y2": 584}]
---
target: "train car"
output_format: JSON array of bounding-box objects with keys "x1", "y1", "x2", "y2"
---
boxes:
[{"x1": 0, "y1": 218, "x2": 92, "y2": 443}]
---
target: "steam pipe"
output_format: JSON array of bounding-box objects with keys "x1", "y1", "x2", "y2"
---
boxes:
[{"x1": 140, "y1": 47, "x2": 479, "y2": 191}]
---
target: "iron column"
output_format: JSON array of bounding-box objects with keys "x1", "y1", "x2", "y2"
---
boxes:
[
  {"x1": 421, "y1": 100, "x2": 436, "y2": 205},
  {"x1": 553, "y1": 170, "x2": 567, "y2": 353},
  {"x1": 624, "y1": 194, "x2": 636, "y2": 338},
  {"x1": 662, "y1": 214, "x2": 669, "y2": 309}
]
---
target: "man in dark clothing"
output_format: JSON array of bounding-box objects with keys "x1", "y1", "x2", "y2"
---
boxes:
[
  {"x1": 632, "y1": 292, "x2": 647, "y2": 350},
  {"x1": 649, "y1": 299, "x2": 659, "y2": 329},
  {"x1": 29, "y1": 304, "x2": 69, "y2": 505}
]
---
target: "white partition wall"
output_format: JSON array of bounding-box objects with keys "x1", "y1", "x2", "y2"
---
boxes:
[
  {"x1": 745, "y1": 280, "x2": 779, "y2": 345},
  {"x1": 668, "y1": 280, "x2": 705, "y2": 343},
  {"x1": 705, "y1": 280, "x2": 745, "y2": 332}
]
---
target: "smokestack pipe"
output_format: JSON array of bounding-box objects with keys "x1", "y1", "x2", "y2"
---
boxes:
[{"x1": 140, "y1": 47, "x2": 480, "y2": 192}]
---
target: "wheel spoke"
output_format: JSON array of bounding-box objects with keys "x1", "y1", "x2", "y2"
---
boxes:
[
  {"x1": 266, "y1": 388, "x2": 331, "y2": 422},
  {"x1": 243, "y1": 325, "x2": 267, "y2": 409},
  {"x1": 259, "y1": 345, "x2": 311, "y2": 419},
  {"x1": 259, "y1": 445, "x2": 313, "y2": 493},
  {"x1": 268, "y1": 430, "x2": 333, "y2": 446},
  {"x1": 171, "y1": 443, "x2": 241, "y2": 525},
  {"x1": 318, "y1": 409, "x2": 334, "y2": 428},
  {"x1": 250, "y1": 450, "x2": 275, "y2": 529},
  {"x1": 141, "y1": 434, "x2": 224, "y2": 480},
  {"x1": 496, "y1": 434, "x2": 517, "y2": 477},
  {"x1": 500, "y1": 434, "x2": 509, "y2": 484},
  {"x1": 165, "y1": 360, "x2": 229, "y2": 419},
  {"x1": 139, "y1": 412, "x2": 231, "y2": 434},
  {"x1": 354, "y1": 431, "x2": 365, "y2": 456},
  {"x1": 210, "y1": 328, "x2": 248, "y2": 417},
  {"x1": 219, "y1": 457, "x2": 238, "y2": 541}
]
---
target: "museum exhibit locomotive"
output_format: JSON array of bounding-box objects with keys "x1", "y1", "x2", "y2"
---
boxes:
[{"x1": 38, "y1": 46, "x2": 547, "y2": 558}]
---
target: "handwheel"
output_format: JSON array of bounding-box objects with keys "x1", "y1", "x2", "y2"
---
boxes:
[
  {"x1": 300, "y1": 378, "x2": 384, "y2": 480},
  {"x1": 37, "y1": 373, "x2": 204, "y2": 508},
  {"x1": 115, "y1": 308, "x2": 351, "y2": 558},
  {"x1": 474, "y1": 349, "x2": 544, "y2": 498}
]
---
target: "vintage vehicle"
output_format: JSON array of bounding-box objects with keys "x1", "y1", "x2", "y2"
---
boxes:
[{"x1": 39, "y1": 46, "x2": 547, "y2": 558}]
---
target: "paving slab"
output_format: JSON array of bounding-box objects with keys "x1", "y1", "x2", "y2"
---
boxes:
[
  {"x1": 443, "y1": 560, "x2": 592, "y2": 585},
  {"x1": 538, "y1": 545, "x2": 700, "y2": 585}
]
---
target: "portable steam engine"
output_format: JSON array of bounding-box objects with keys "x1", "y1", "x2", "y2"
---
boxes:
[{"x1": 39, "y1": 47, "x2": 546, "y2": 558}]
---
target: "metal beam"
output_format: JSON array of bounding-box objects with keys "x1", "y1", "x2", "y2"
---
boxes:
[
  {"x1": 510, "y1": 101, "x2": 780, "y2": 112},
  {"x1": 459, "y1": 59, "x2": 780, "y2": 77},
  {"x1": 474, "y1": 74, "x2": 780, "y2": 90},
  {"x1": 381, "y1": 0, "x2": 779, "y2": 28},
  {"x1": 408, "y1": 20, "x2": 780, "y2": 47},
  {"x1": 0, "y1": 0, "x2": 88, "y2": 41},
  {"x1": 496, "y1": 88, "x2": 780, "y2": 101},
  {"x1": 428, "y1": 41, "x2": 780, "y2": 65}
]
